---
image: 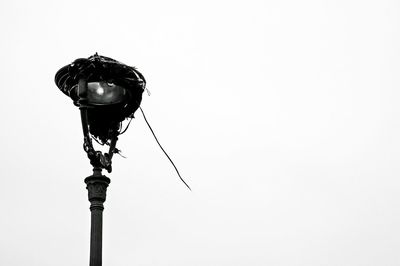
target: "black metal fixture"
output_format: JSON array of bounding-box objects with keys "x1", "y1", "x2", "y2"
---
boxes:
[
  {"x1": 55, "y1": 53, "x2": 146, "y2": 172},
  {"x1": 55, "y1": 53, "x2": 146, "y2": 266}
]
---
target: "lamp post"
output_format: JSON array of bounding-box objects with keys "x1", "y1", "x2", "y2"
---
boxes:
[{"x1": 55, "y1": 54, "x2": 146, "y2": 266}]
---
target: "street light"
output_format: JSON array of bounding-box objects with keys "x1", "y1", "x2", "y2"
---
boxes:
[{"x1": 55, "y1": 53, "x2": 146, "y2": 266}]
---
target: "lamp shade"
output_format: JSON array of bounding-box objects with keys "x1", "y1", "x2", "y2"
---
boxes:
[{"x1": 55, "y1": 54, "x2": 145, "y2": 114}]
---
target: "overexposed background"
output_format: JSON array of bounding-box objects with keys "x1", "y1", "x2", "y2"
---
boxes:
[{"x1": 0, "y1": 0, "x2": 399, "y2": 265}]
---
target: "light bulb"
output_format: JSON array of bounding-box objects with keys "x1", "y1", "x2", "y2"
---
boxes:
[{"x1": 81, "y1": 82, "x2": 127, "y2": 105}]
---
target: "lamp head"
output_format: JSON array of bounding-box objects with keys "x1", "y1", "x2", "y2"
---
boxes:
[
  {"x1": 55, "y1": 54, "x2": 145, "y2": 110},
  {"x1": 54, "y1": 54, "x2": 146, "y2": 171}
]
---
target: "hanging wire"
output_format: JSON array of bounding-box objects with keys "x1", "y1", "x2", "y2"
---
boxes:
[
  {"x1": 139, "y1": 106, "x2": 191, "y2": 191},
  {"x1": 145, "y1": 87, "x2": 151, "y2": 96},
  {"x1": 120, "y1": 117, "x2": 133, "y2": 135},
  {"x1": 114, "y1": 148, "x2": 127, "y2": 158}
]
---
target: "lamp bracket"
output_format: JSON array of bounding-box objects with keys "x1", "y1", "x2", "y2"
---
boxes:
[
  {"x1": 82, "y1": 130, "x2": 117, "y2": 173},
  {"x1": 78, "y1": 77, "x2": 119, "y2": 173}
]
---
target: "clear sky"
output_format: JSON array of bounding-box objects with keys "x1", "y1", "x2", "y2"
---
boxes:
[{"x1": 0, "y1": 0, "x2": 399, "y2": 265}]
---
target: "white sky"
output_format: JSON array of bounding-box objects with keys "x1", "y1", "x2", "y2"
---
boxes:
[{"x1": 0, "y1": 0, "x2": 400, "y2": 265}]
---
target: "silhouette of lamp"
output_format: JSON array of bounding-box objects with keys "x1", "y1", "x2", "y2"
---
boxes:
[
  {"x1": 54, "y1": 53, "x2": 146, "y2": 266},
  {"x1": 55, "y1": 53, "x2": 146, "y2": 172}
]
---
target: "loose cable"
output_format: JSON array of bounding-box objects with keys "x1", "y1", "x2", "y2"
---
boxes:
[{"x1": 139, "y1": 107, "x2": 191, "y2": 191}]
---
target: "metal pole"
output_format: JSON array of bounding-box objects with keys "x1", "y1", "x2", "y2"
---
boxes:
[{"x1": 85, "y1": 168, "x2": 110, "y2": 266}]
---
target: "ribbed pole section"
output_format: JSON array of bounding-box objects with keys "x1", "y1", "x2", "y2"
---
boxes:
[{"x1": 85, "y1": 168, "x2": 110, "y2": 266}]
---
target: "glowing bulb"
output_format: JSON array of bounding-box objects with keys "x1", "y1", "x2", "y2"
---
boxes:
[
  {"x1": 81, "y1": 82, "x2": 128, "y2": 105},
  {"x1": 96, "y1": 86, "x2": 105, "y2": 95}
]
